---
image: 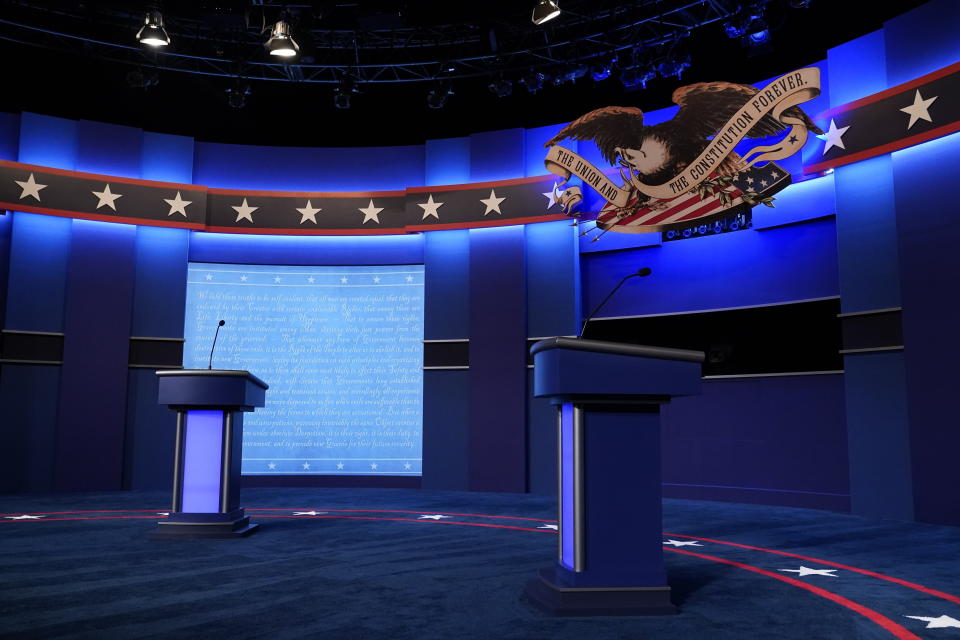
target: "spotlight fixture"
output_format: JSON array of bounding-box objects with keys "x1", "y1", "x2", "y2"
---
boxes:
[
  {"x1": 266, "y1": 20, "x2": 299, "y2": 58},
  {"x1": 427, "y1": 83, "x2": 454, "y2": 109},
  {"x1": 520, "y1": 70, "x2": 546, "y2": 93},
  {"x1": 590, "y1": 60, "x2": 614, "y2": 82},
  {"x1": 531, "y1": 0, "x2": 561, "y2": 25},
  {"x1": 620, "y1": 65, "x2": 656, "y2": 90},
  {"x1": 488, "y1": 75, "x2": 513, "y2": 98},
  {"x1": 657, "y1": 55, "x2": 691, "y2": 80},
  {"x1": 334, "y1": 77, "x2": 357, "y2": 109},
  {"x1": 744, "y1": 15, "x2": 771, "y2": 45},
  {"x1": 225, "y1": 83, "x2": 251, "y2": 109},
  {"x1": 136, "y1": 10, "x2": 170, "y2": 47}
]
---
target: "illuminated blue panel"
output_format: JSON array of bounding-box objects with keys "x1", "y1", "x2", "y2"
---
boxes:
[
  {"x1": 525, "y1": 124, "x2": 568, "y2": 177},
  {"x1": 470, "y1": 129, "x2": 525, "y2": 182},
  {"x1": 752, "y1": 174, "x2": 836, "y2": 230},
  {"x1": 827, "y1": 31, "x2": 887, "y2": 106},
  {"x1": 18, "y1": 113, "x2": 77, "y2": 169},
  {"x1": 193, "y1": 141, "x2": 425, "y2": 191},
  {"x1": 425, "y1": 137, "x2": 470, "y2": 186},
  {"x1": 560, "y1": 402, "x2": 575, "y2": 569},
  {"x1": 77, "y1": 120, "x2": 142, "y2": 178},
  {"x1": 884, "y1": 0, "x2": 960, "y2": 86},
  {"x1": 131, "y1": 226, "x2": 190, "y2": 337},
  {"x1": 0, "y1": 112, "x2": 19, "y2": 161},
  {"x1": 424, "y1": 229, "x2": 469, "y2": 339},
  {"x1": 189, "y1": 231, "x2": 423, "y2": 266},
  {"x1": 183, "y1": 263, "x2": 424, "y2": 476},
  {"x1": 5, "y1": 212, "x2": 72, "y2": 332},
  {"x1": 526, "y1": 220, "x2": 579, "y2": 337},
  {"x1": 182, "y1": 410, "x2": 224, "y2": 513},
  {"x1": 141, "y1": 131, "x2": 195, "y2": 184}
]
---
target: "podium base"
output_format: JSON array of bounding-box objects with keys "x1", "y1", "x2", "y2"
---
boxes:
[
  {"x1": 149, "y1": 512, "x2": 259, "y2": 539},
  {"x1": 524, "y1": 568, "x2": 676, "y2": 616}
]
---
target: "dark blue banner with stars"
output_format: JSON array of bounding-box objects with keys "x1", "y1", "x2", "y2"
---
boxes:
[
  {"x1": 0, "y1": 160, "x2": 567, "y2": 234},
  {"x1": 804, "y1": 61, "x2": 960, "y2": 174}
]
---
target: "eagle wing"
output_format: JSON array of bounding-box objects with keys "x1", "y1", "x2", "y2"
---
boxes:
[
  {"x1": 543, "y1": 106, "x2": 646, "y2": 166},
  {"x1": 671, "y1": 81, "x2": 824, "y2": 140}
]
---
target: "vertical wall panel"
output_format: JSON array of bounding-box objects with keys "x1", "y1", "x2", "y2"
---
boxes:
[
  {"x1": 0, "y1": 112, "x2": 20, "y2": 161},
  {"x1": 0, "y1": 366, "x2": 61, "y2": 492},
  {"x1": 468, "y1": 225, "x2": 526, "y2": 492},
  {"x1": 424, "y1": 230, "x2": 469, "y2": 340},
  {"x1": 422, "y1": 370, "x2": 470, "y2": 491},
  {"x1": 425, "y1": 137, "x2": 471, "y2": 186},
  {"x1": 469, "y1": 129, "x2": 525, "y2": 183}
]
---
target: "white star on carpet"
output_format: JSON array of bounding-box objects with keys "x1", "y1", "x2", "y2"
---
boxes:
[
  {"x1": 164, "y1": 191, "x2": 192, "y2": 217},
  {"x1": 157, "y1": 512, "x2": 169, "y2": 516},
  {"x1": 92, "y1": 184, "x2": 122, "y2": 211},
  {"x1": 3, "y1": 514, "x2": 44, "y2": 520},
  {"x1": 904, "y1": 615, "x2": 960, "y2": 629},
  {"x1": 267, "y1": 462, "x2": 276, "y2": 470},
  {"x1": 542, "y1": 182, "x2": 561, "y2": 209},
  {"x1": 900, "y1": 90, "x2": 938, "y2": 129},
  {"x1": 231, "y1": 198, "x2": 258, "y2": 223},
  {"x1": 359, "y1": 199, "x2": 384, "y2": 224},
  {"x1": 480, "y1": 189, "x2": 506, "y2": 215},
  {"x1": 819, "y1": 119, "x2": 850, "y2": 155},
  {"x1": 14, "y1": 173, "x2": 47, "y2": 201},
  {"x1": 538, "y1": 524, "x2": 559, "y2": 530},
  {"x1": 779, "y1": 566, "x2": 838, "y2": 577},
  {"x1": 293, "y1": 511, "x2": 326, "y2": 516},
  {"x1": 417, "y1": 194, "x2": 444, "y2": 220},
  {"x1": 663, "y1": 539, "x2": 702, "y2": 547},
  {"x1": 418, "y1": 514, "x2": 451, "y2": 520},
  {"x1": 302, "y1": 462, "x2": 311, "y2": 470},
  {"x1": 336, "y1": 462, "x2": 344, "y2": 470},
  {"x1": 297, "y1": 200, "x2": 322, "y2": 224}
]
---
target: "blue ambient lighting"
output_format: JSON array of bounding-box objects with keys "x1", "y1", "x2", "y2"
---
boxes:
[
  {"x1": 181, "y1": 410, "x2": 224, "y2": 513},
  {"x1": 560, "y1": 402, "x2": 575, "y2": 570}
]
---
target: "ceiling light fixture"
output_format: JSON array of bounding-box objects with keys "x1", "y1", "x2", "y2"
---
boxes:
[
  {"x1": 136, "y1": 10, "x2": 170, "y2": 47},
  {"x1": 532, "y1": 0, "x2": 561, "y2": 26}
]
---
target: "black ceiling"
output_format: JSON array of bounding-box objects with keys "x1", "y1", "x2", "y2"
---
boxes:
[{"x1": 0, "y1": 0, "x2": 932, "y2": 147}]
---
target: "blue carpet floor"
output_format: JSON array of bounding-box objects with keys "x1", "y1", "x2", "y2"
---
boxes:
[{"x1": 1, "y1": 489, "x2": 958, "y2": 639}]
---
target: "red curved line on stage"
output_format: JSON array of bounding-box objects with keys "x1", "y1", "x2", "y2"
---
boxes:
[
  {"x1": 669, "y1": 548, "x2": 922, "y2": 640},
  {"x1": 248, "y1": 508, "x2": 556, "y2": 522},
  {"x1": 663, "y1": 532, "x2": 960, "y2": 605},
  {"x1": 0, "y1": 509, "x2": 168, "y2": 516},
  {"x1": 0, "y1": 516, "x2": 162, "y2": 522},
  {"x1": 255, "y1": 514, "x2": 552, "y2": 533}
]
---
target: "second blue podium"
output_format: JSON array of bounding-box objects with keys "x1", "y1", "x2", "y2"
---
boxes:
[
  {"x1": 526, "y1": 337, "x2": 704, "y2": 615},
  {"x1": 153, "y1": 369, "x2": 268, "y2": 538}
]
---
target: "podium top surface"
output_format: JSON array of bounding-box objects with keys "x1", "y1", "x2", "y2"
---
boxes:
[
  {"x1": 530, "y1": 337, "x2": 705, "y2": 363},
  {"x1": 155, "y1": 369, "x2": 269, "y2": 390}
]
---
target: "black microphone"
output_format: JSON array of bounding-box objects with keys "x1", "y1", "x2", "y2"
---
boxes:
[
  {"x1": 207, "y1": 320, "x2": 225, "y2": 370},
  {"x1": 578, "y1": 268, "x2": 652, "y2": 338}
]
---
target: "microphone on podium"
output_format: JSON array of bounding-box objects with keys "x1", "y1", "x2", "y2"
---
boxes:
[
  {"x1": 207, "y1": 320, "x2": 226, "y2": 370},
  {"x1": 578, "y1": 268, "x2": 652, "y2": 338}
]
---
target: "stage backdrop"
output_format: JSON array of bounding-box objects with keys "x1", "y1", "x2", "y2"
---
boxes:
[{"x1": 183, "y1": 262, "x2": 424, "y2": 476}]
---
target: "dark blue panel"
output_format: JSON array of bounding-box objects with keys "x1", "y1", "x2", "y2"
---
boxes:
[
  {"x1": 0, "y1": 112, "x2": 20, "y2": 161},
  {"x1": 424, "y1": 229, "x2": 469, "y2": 340},
  {"x1": 0, "y1": 210, "x2": 10, "y2": 328},
  {"x1": 18, "y1": 112, "x2": 77, "y2": 169},
  {"x1": 131, "y1": 226, "x2": 189, "y2": 338},
  {"x1": 884, "y1": 0, "x2": 960, "y2": 86},
  {"x1": 77, "y1": 120, "x2": 143, "y2": 178},
  {"x1": 525, "y1": 124, "x2": 568, "y2": 178},
  {"x1": 893, "y1": 132, "x2": 960, "y2": 525},
  {"x1": 422, "y1": 370, "x2": 470, "y2": 490},
  {"x1": 4, "y1": 212, "x2": 72, "y2": 332},
  {"x1": 662, "y1": 374, "x2": 849, "y2": 511},
  {"x1": 843, "y1": 352, "x2": 913, "y2": 520},
  {"x1": 0, "y1": 365, "x2": 60, "y2": 492},
  {"x1": 526, "y1": 372, "x2": 556, "y2": 495},
  {"x1": 833, "y1": 156, "x2": 900, "y2": 313},
  {"x1": 469, "y1": 129, "x2": 525, "y2": 183},
  {"x1": 193, "y1": 141, "x2": 425, "y2": 191},
  {"x1": 425, "y1": 137, "x2": 470, "y2": 186},
  {"x1": 55, "y1": 219, "x2": 137, "y2": 490},
  {"x1": 752, "y1": 174, "x2": 835, "y2": 230},
  {"x1": 188, "y1": 231, "x2": 423, "y2": 266},
  {"x1": 123, "y1": 370, "x2": 176, "y2": 490},
  {"x1": 468, "y1": 225, "x2": 526, "y2": 492},
  {"x1": 526, "y1": 220, "x2": 579, "y2": 338},
  {"x1": 141, "y1": 131, "x2": 194, "y2": 183},
  {"x1": 581, "y1": 217, "x2": 839, "y2": 318},
  {"x1": 826, "y1": 31, "x2": 887, "y2": 106}
]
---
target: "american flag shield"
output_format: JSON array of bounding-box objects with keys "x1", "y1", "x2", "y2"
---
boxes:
[{"x1": 595, "y1": 162, "x2": 791, "y2": 233}]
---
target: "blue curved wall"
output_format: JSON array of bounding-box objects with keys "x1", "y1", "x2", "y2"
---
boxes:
[{"x1": 1, "y1": 0, "x2": 957, "y2": 525}]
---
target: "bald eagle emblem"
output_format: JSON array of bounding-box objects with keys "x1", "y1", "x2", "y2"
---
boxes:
[{"x1": 543, "y1": 68, "x2": 823, "y2": 237}]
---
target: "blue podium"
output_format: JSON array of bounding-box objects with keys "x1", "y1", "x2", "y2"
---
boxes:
[
  {"x1": 152, "y1": 369, "x2": 268, "y2": 538},
  {"x1": 525, "y1": 337, "x2": 704, "y2": 615}
]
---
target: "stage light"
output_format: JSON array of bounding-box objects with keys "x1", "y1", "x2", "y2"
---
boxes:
[
  {"x1": 724, "y1": 21, "x2": 747, "y2": 39},
  {"x1": 532, "y1": 0, "x2": 561, "y2": 25},
  {"x1": 488, "y1": 75, "x2": 513, "y2": 98},
  {"x1": 590, "y1": 60, "x2": 613, "y2": 82},
  {"x1": 520, "y1": 70, "x2": 546, "y2": 93},
  {"x1": 266, "y1": 20, "x2": 299, "y2": 58},
  {"x1": 137, "y1": 10, "x2": 170, "y2": 47},
  {"x1": 427, "y1": 83, "x2": 453, "y2": 109},
  {"x1": 225, "y1": 83, "x2": 250, "y2": 109},
  {"x1": 743, "y1": 13, "x2": 770, "y2": 46},
  {"x1": 657, "y1": 55, "x2": 691, "y2": 80},
  {"x1": 620, "y1": 64, "x2": 656, "y2": 90},
  {"x1": 334, "y1": 87, "x2": 351, "y2": 109}
]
